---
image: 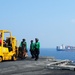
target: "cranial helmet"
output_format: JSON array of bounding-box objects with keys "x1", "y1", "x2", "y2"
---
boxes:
[{"x1": 22, "y1": 38, "x2": 25, "y2": 41}]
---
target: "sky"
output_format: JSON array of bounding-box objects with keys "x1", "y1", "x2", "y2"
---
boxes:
[{"x1": 0, "y1": 0, "x2": 75, "y2": 48}]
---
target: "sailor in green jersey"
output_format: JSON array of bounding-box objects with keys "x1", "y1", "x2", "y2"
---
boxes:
[
  {"x1": 34, "y1": 38, "x2": 40, "y2": 60},
  {"x1": 19, "y1": 39, "x2": 27, "y2": 59},
  {"x1": 30, "y1": 40, "x2": 35, "y2": 58}
]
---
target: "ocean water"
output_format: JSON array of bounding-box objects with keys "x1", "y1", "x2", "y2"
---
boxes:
[
  {"x1": 28, "y1": 48, "x2": 75, "y2": 61},
  {"x1": 40, "y1": 48, "x2": 75, "y2": 61}
]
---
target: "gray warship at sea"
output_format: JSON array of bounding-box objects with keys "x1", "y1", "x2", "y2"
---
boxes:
[
  {"x1": 56, "y1": 44, "x2": 75, "y2": 51},
  {"x1": 0, "y1": 56, "x2": 75, "y2": 75}
]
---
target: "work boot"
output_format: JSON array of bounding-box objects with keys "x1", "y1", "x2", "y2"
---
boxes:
[{"x1": 35, "y1": 58, "x2": 38, "y2": 61}]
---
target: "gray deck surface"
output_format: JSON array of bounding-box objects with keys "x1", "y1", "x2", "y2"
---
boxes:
[{"x1": 0, "y1": 57, "x2": 75, "y2": 75}]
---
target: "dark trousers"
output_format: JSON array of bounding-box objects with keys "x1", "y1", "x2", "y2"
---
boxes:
[
  {"x1": 34, "y1": 49, "x2": 40, "y2": 60},
  {"x1": 30, "y1": 50, "x2": 35, "y2": 58},
  {"x1": 19, "y1": 47, "x2": 27, "y2": 59}
]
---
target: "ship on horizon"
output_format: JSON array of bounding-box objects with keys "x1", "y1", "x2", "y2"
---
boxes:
[{"x1": 56, "y1": 44, "x2": 75, "y2": 51}]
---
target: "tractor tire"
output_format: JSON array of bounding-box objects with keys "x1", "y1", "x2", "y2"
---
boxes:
[
  {"x1": 0, "y1": 56, "x2": 3, "y2": 62},
  {"x1": 12, "y1": 55, "x2": 17, "y2": 61}
]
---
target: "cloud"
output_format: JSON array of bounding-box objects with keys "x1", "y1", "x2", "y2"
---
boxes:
[{"x1": 71, "y1": 19, "x2": 75, "y2": 24}]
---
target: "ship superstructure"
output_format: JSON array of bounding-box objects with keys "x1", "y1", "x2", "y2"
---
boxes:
[{"x1": 56, "y1": 44, "x2": 75, "y2": 51}]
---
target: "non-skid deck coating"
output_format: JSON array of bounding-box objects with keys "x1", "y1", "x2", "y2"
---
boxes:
[{"x1": 0, "y1": 57, "x2": 75, "y2": 75}]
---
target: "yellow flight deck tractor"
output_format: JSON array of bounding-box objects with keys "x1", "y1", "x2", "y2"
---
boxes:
[{"x1": 0, "y1": 30, "x2": 18, "y2": 62}]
